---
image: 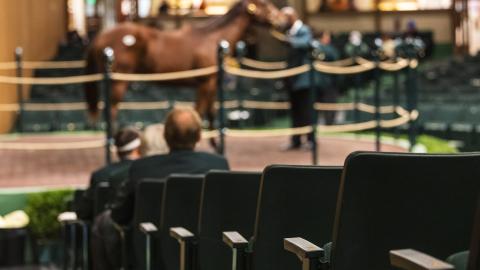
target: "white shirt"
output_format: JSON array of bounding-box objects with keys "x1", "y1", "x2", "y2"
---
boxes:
[{"x1": 288, "y1": 20, "x2": 304, "y2": 36}]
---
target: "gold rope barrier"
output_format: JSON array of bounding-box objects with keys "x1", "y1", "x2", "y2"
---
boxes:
[
  {"x1": 409, "y1": 59, "x2": 419, "y2": 69},
  {"x1": 0, "y1": 106, "x2": 416, "y2": 150},
  {"x1": 0, "y1": 58, "x2": 418, "y2": 85},
  {"x1": 357, "y1": 103, "x2": 397, "y2": 114},
  {"x1": 0, "y1": 100, "x2": 402, "y2": 114},
  {"x1": 356, "y1": 57, "x2": 416, "y2": 72},
  {"x1": 0, "y1": 104, "x2": 21, "y2": 112},
  {"x1": 226, "y1": 126, "x2": 314, "y2": 137},
  {"x1": 314, "y1": 102, "x2": 355, "y2": 111},
  {"x1": 174, "y1": 100, "x2": 240, "y2": 110},
  {"x1": 24, "y1": 102, "x2": 86, "y2": 111},
  {"x1": 314, "y1": 61, "x2": 375, "y2": 75},
  {"x1": 225, "y1": 64, "x2": 310, "y2": 79},
  {"x1": 0, "y1": 129, "x2": 219, "y2": 150},
  {"x1": 111, "y1": 66, "x2": 218, "y2": 82},
  {"x1": 118, "y1": 101, "x2": 171, "y2": 110},
  {"x1": 379, "y1": 59, "x2": 409, "y2": 72},
  {"x1": 22, "y1": 61, "x2": 86, "y2": 69},
  {"x1": 0, "y1": 139, "x2": 105, "y2": 150},
  {"x1": 0, "y1": 61, "x2": 86, "y2": 70},
  {"x1": 242, "y1": 100, "x2": 290, "y2": 110},
  {"x1": 379, "y1": 107, "x2": 416, "y2": 128},
  {"x1": 318, "y1": 120, "x2": 377, "y2": 133},
  {"x1": 223, "y1": 104, "x2": 415, "y2": 137},
  {"x1": 0, "y1": 74, "x2": 102, "y2": 85},
  {"x1": 316, "y1": 58, "x2": 355, "y2": 67},
  {"x1": 0, "y1": 101, "x2": 171, "y2": 112},
  {"x1": 240, "y1": 58, "x2": 288, "y2": 70},
  {"x1": 0, "y1": 62, "x2": 17, "y2": 70}
]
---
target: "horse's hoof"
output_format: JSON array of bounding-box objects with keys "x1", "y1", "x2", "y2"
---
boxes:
[{"x1": 86, "y1": 112, "x2": 100, "y2": 130}]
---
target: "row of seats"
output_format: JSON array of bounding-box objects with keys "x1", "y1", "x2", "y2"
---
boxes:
[{"x1": 61, "y1": 151, "x2": 480, "y2": 270}]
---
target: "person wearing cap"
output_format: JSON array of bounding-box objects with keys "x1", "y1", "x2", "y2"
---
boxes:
[
  {"x1": 279, "y1": 6, "x2": 315, "y2": 150},
  {"x1": 75, "y1": 127, "x2": 142, "y2": 221}
]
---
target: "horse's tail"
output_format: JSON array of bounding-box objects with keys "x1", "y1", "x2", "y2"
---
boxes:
[{"x1": 84, "y1": 45, "x2": 101, "y2": 124}]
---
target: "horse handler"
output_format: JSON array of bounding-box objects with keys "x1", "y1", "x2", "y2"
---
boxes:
[{"x1": 280, "y1": 7, "x2": 315, "y2": 150}]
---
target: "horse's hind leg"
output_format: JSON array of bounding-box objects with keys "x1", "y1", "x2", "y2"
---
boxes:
[
  {"x1": 109, "y1": 80, "x2": 129, "y2": 132},
  {"x1": 196, "y1": 79, "x2": 218, "y2": 150}
]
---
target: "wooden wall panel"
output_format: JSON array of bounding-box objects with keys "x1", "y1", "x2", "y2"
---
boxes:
[{"x1": 0, "y1": 0, "x2": 67, "y2": 133}]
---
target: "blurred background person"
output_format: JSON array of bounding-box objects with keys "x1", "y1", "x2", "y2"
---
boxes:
[
  {"x1": 316, "y1": 31, "x2": 340, "y2": 125},
  {"x1": 344, "y1": 30, "x2": 370, "y2": 58},
  {"x1": 280, "y1": 6, "x2": 315, "y2": 150}
]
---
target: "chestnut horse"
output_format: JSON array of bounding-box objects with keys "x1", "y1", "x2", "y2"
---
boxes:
[{"x1": 84, "y1": 0, "x2": 286, "y2": 133}]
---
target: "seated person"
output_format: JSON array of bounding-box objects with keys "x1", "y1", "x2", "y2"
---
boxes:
[
  {"x1": 140, "y1": 123, "x2": 168, "y2": 156},
  {"x1": 91, "y1": 107, "x2": 229, "y2": 270},
  {"x1": 75, "y1": 127, "x2": 142, "y2": 221}
]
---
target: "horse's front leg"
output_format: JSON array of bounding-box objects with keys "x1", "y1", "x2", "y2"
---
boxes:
[{"x1": 196, "y1": 78, "x2": 218, "y2": 150}]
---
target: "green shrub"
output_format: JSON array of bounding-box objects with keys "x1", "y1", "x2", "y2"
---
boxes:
[
  {"x1": 416, "y1": 135, "x2": 458, "y2": 153},
  {"x1": 24, "y1": 189, "x2": 73, "y2": 240}
]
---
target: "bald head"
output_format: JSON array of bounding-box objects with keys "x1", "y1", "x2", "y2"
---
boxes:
[{"x1": 163, "y1": 107, "x2": 202, "y2": 151}]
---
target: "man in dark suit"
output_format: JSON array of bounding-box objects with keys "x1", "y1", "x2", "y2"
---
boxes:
[
  {"x1": 281, "y1": 7, "x2": 315, "y2": 150},
  {"x1": 91, "y1": 107, "x2": 229, "y2": 270},
  {"x1": 75, "y1": 127, "x2": 142, "y2": 221}
]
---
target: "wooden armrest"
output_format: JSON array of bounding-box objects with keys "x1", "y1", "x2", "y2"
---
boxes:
[
  {"x1": 170, "y1": 227, "x2": 195, "y2": 242},
  {"x1": 284, "y1": 237, "x2": 323, "y2": 259},
  {"x1": 139, "y1": 222, "x2": 158, "y2": 234},
  {"x1": 223, "y1": 231, "x2": 248, "y2": 249},
  {"x1": 390, "y1": 249, "x2": 454, "y2": 270},
  {"x1": 57, "y1": 212, "x2": 78, "y2": 223}
]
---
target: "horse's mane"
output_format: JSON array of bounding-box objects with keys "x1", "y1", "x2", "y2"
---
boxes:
[{"x1": 195, "y1": 1, "x2": 246, "y2": 32}]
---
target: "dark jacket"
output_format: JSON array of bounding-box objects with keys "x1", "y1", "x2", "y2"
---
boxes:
[
  {"x1": 286, "y1": 23, "x2": 313, "y2": 91},
  {"x1": 110, "y1": 150, "x2": 229, "y2": 225},
  {"x1": 316, "y1": 44, "x2": 340, "y2": 90},
  {"x1": 75, "y1": 159, "x2": 134, "y2": 221}
]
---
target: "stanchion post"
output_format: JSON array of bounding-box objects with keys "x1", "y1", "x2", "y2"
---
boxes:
[
  {"x1": 236, "y1": 41, "x2": 246, "y2": 129},
  {"x1": 309, "y1": 41, "x2": 319, "y2": 165},
  {"x1": 103, "y1": 47, "x2": 115, "y2": 165},
  {"x1": 15, "y1": 47, "x2": 24, "y2": 133},
  {"x1": 407, "y1": 57, "x2": 418, "y2": 151},
  {"x1": 353, "y1": 56, "x2": 360, "y2": 126},
  {"x1": 373, "y1": 52, "x2": 381, "y2": 152},
  {"x1": 217, "y1": 40, "x2": 229, "y2": 155},
  {"x1": 392, "y1": 66, "x2": 400, "y2": 139}
]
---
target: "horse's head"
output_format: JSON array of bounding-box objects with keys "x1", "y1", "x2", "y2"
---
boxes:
[{"x1": 241, "y1": 0, "x2": 288, "y2": 29}]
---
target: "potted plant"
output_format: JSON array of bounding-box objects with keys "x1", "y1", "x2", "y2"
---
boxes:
[{"x1": 24, "y1": 189, "x2": 73, "y2": 266}]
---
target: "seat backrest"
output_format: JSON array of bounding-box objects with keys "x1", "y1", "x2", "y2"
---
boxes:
[
  {"x1": 252, "y1": 165, "x2": 342, "y2": 270},
  {"x1": 93, "y1": 181, "x2": 112, "y2": 216},
  {"x1": 159, "y1": 174, "x2": 204, "y2": 270},
  {"x1": 331, "y1": 152, "x2": 480, "y2": 270},
  {"x1": 71, "y1": 189, "x2": 85, "y2": 211},
  {"x1": 133, "y1": 178, "x2": 166, "y2": 270},
  {"x1": 468, "y1": 197, "x2": 480, "y2": 270},
  {"x1": 197, "y1": 171, "x2": 262, "y2": 270}
]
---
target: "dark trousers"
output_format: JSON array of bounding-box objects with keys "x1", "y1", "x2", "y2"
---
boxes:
[
  {"x1": 91, "y1": 210, "x2": 123, "y2": 270},
  {"x1": 317, "y1": 86, "x2": 338, "y2": 125},
  {"x1": 289, "y1": 88, "x2": 314, "y2": 146}
]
